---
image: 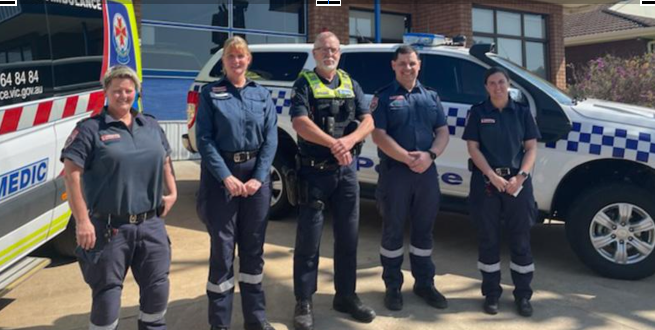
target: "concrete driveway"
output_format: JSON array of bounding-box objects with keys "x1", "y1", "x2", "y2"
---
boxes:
[{"x1": 0, "y1": 161, "x2": 653, "y2": 330}]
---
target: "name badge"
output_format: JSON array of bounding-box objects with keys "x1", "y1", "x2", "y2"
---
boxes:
[
  {"x1": 481, "y1": 118, "x2": 496, "y2": 124},
  {"x1": 100, "y1": 134, "x2": 121, "y2": 142},
  {"x1": 210, "y1": 92, "x2": 231, "y2": 99}
]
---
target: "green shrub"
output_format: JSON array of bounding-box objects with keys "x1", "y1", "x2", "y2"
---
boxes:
[{"x1": 567, "y1": 53, "x2": 655, "y2": 109}]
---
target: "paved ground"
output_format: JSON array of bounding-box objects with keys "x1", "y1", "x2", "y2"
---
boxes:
[{"x1": 0, "y1": 161, "x2": 654, "y2": 330}]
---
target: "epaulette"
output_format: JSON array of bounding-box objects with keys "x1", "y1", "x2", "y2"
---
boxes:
[
  {"x1": 374, "y1": 83, "x2": 394, "y2": 95},
  {"x1": 143, "y1": 113, "x2": 157, "y2": 120}
]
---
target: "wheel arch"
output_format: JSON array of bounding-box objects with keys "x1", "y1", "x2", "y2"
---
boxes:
[{"x1": 551, "y1": 159, "x2": 655, "y2": 221}]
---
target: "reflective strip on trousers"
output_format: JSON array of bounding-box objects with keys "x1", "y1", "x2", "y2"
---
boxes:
[
  {"x1": 239, "y1": 272, "x2": 264, "y2": 284},
  {"x1": 139, "y1": 309, "x2": 167, "y2": 323},
  {"x1": 510, "y1": 262, "x2": 535, "y2": 274},
  {"x1": 380, "y1": 246, "x2": 404, "y2": 258},
  {"x1": 409, "y1": 245, "x2": 432, "y2": 257},
  {"x1": 207, "y1": 277, "x2": 235, "y2": 293},
  {"x1": 89, "y1": 319, "x2": 118, "y2": 330},
  {"x1": 477, "y1": 261, "x2": 501, "y2": 273}
]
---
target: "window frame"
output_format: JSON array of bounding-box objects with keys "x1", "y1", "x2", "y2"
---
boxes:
[
  {"x1": 472, "y1": 6, "x2": 549, "y2": 79},
  {"x1": 348, "y1": 8, "x2": 411, "y2": 44}
]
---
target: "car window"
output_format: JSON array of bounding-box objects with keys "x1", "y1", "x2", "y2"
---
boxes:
[
  {"x1": 209, "y1": 52, "x2": 308, "y2": 82},
  {"x1": 0, "y1": 3, "x2": 54, "y2": 107},
  {"x1": 339, "y1": 52, "x2": 395, "y2": 94},
  {"x1": 420, "y1": 54, "x2": 487, "y2": 104},
  {"x1": 46, "y1": 2, "x2": 103, "y2": 93}
]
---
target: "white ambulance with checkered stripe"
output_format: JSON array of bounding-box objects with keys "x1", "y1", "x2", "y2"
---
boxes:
[
  {"x1": 183, "y1": 34, "x2": 655, "y2": 280},
  {"x1": 0, "y1": 0, "x2": 141, "y2": 295}
]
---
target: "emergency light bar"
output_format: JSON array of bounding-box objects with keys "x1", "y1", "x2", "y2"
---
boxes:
[{"x1": 403, "y1": 33, "x2": 466, "y2": 47}]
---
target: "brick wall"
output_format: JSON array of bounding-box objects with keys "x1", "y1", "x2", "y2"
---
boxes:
[{"x1": 308, "y1": 5, "x2": 350, "y2": 44}]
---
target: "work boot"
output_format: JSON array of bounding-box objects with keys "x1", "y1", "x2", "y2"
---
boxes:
[
  {"x1": 483, "y1": 296, "x2": 499, "y2": 315},
  {"x1": 413, "y1": 285, "x2": 448, "y2": 309},
  {"x1": 515, "y1": 297, "x2": 533, "y2": 317},
  {"x1": 333, "y1": 293, "x2": 376, "y2": 323},
  {"x1": 384, "y1": 288, "x2": 403, "y2": 311},
  {"x1": 293, "y1": 299, "x2": 314, "y2": 330}
]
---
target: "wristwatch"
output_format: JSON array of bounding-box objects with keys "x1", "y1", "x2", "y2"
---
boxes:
[
  {"x1": 518, "y1": 170, "x2": 530, "y2": 178},
  {"x1": 428, "y1": 150, "x2": 437, "y2": 160}
]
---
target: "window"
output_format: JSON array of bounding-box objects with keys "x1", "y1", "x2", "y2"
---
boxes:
[
  {"x1": 349, "y1": 9, "x2": 409, "y2": 44},
  {"x1": 0, "y1": 3, "x2": 53, "y2": 107},
  {"x1": 339, "y1": 52, "x2": 395, "y2": 94},
  {"x1": 648, "y1": 41, "x2": 655, "y2": 53},
  {"x1": 209, "y1": 52, "x2": 308, "y2": 82},
  {"x1": 472, "y1": 7, "x2": 548, "y2": 79},
  {"x1": 142, "y1": 26, "x2": 217, "y2": 72},
  {"x1": 46, "y1": 2, "x2": 103, "y2": 92},
  {"x1": 419, "y1": 55, "x2": 487, "y2": 104}
]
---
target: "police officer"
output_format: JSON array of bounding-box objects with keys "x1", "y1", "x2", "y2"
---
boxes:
[
  {"x1": 371, "y1": 45, "x2": 450, "y2": 311},
  {"x1": 62, "y1": 65, "x2": 176, "y2": 330},
  {"x1": 290, "y1": 31, "x2": 375, "y2": 330},
  {"x1": 462, "y1": 66, "x2": 540, "y2": 317},
  {"x1": 195, "y1": 37, "x2": 278, "y2": 330}
]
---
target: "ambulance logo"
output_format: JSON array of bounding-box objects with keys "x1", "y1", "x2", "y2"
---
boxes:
[{"x1": 112, "y1": 13, "x2": 131, "y2": 64}]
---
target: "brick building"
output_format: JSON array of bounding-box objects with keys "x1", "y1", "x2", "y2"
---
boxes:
[{"x1": 132, "y1": 0, "x2": 565, "y2": 118}]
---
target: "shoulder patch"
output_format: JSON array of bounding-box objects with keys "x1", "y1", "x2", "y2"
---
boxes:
[
  {"x1": 369, "y1": 96, "x2": 379, "y2": 112},
  {"x1": 64, "y1": 129, "x2": 79, "y2": 149},
  {"x1": 374, "y1": 83, "x2": 394, "y2": 95}
]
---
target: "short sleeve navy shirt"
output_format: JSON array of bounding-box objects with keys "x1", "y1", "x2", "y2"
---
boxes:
[
  {"x1": 372, "y1": 80, "x2": 448, "y2": 161},
  {"x1": 60, "y1": 109, "x2": 171, "y2": 215},
  {"x1": 462, "y1": 97, "x2": 541, "y2": 169}
]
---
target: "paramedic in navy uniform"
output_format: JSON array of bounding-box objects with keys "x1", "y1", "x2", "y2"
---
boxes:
[
  {"x1": 195, "y1": 36, "x2": 278, "y2": 330},
  {"x1": 62, "y1": 65, "x2": 177, "y2": 330},
  {"x1": 371, "y1": 45, "x2": 450, "y2": 312},
  {"x1": 462, "y1": 66, "x2": 540, "y2": 317}
]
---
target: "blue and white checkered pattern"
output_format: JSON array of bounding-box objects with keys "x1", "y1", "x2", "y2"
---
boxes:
[
  {"x1": 445, "y1": 106, "x2": 469, "y2": 137},
  {"x1": 545, "y1": 122, "x2": 653, "y2": 163},
  {"x1": 269, "y1": 88, "x2": 292, "y2": 115}
]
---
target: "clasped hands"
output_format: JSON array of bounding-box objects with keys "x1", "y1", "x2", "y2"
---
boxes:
[
  {"x1": 403, "y1": 151, "x2": 433, "y2": 174},
  {"x1": 223, "y1": 176, "x2": 262, "y2": 197},
  {"x1": 487, "y1": 174, "x2": 524, "y2": 195},
  {"x1": 330, "y1": 136, "x2": 356, "y2": 166}
]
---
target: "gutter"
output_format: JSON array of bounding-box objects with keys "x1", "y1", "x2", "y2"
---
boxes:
[{"x1": 565, "y1": 26, "x2": 655, "y2": 46}]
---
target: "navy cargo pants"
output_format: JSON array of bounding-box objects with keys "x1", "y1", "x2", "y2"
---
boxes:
[
  {"x1": 196, "y1": 157, "x2": 271, "y2": 328},
  {"x1": 468, "y1": 171, "x2": 536, "y2": 300},
  {"x1": 293, "y1": 161, "x2": 359, "y2": 299},
  {"x1": 78, "y1": 216, "x2": 170, "y2": 330},
  {"x1": 376, "y1": 160, "x2": 441, "y2": 289}
]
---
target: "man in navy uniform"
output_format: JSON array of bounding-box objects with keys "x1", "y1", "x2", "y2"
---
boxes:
[
  {"x1": 290, "y1": 31, "x2": 375, "y2": 330},
  {"x1": 371, "y1": 45, "x2": 450, "y2": 311}
]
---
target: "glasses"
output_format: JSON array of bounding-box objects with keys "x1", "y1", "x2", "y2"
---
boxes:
[{"x1": 315, "y1": 47, "x2": 340, "y2": 55}]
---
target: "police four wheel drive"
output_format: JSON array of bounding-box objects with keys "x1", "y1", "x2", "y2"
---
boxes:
[{"x1": 182, "y1": 34, "x2": 655, "y2": 281}]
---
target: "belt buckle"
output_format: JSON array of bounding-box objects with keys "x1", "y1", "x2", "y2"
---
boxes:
[
  {"x1": 129, "y1": 214, "x2": 138, "y2": 224},
  {"x1": 233, "y1": 152, "x2": 243, "y2": 163},
  {"x1": 495, "y1": 168, "x2": 511, "y2": 176}
]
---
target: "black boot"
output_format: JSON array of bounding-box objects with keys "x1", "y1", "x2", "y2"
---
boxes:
[
  {"x1": 483, "y1": 296, "x2": 499, "y2": 315},
  {"x1": 413, "y1": 285, "x2": 448, "y2": 309},
  {"x1": 515, "y1": 297, "x2": 533, "y2": 317},
  {"x1": 333, "y1": 294, "x2": 376, "y2": 323},
  {"x1": 384, "y1": 288, "x2": 403, "y2": 311},
  {"x1": 293, "y1": 299, "x2": 314, "y2": 330},
  {"x1": 244, "y1": 320, "x2": 275, "y2": 330}
]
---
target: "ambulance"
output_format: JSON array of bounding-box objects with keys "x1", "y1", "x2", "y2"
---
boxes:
[{"x1": 0, "y1": 0, "x2": 141, "y2": 295}]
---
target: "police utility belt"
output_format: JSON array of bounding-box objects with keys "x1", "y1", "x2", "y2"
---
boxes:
[
  {"x1": 93, "y1": 207, "x2": 160, "y2": 225},
  {"x1": 299, "y1": 157, "x2": 340, "y2": 171},
  {"x1": 222, "y1": 150, "x2": 258, "y2": 163}
]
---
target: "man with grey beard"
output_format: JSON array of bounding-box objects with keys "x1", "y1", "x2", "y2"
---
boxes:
[{"x1": 289, "y1": 31, "x2": 375, "y2": 330}]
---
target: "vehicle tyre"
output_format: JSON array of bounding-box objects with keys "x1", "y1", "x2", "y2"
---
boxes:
[
  {"x1": 52, "y1": 216, "x2": 77, "y2": 258},
  {"x1": 269, "y1": 155, "x2": 294, "y2": 220},
  {"x1": 566, "y1": 183, "x2": 655, "y2": 280}
]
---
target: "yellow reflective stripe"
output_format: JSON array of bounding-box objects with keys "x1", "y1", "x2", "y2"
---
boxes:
[
  {"x1": 0, "y1": 210, "x2": 72, "y2": 268},
  {"x1": 48, "y1": 211, "x2": 72, "y2": 236}
]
